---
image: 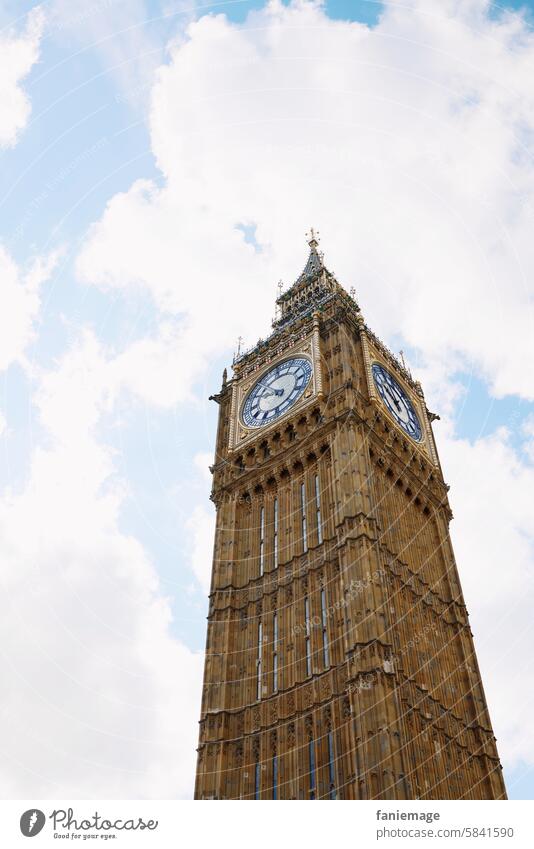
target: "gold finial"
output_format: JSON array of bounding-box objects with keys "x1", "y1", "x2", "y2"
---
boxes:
[{"x1": 306, "y1": 227, "x2": 320, "y2": 248}]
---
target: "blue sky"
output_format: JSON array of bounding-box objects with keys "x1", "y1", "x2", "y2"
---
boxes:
[{"x1": 1, "y1": 0, "x2": 534, "y2": 800}]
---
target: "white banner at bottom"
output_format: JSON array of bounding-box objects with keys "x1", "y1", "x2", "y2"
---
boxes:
[{"x1": 1, "y1": 799, "x2": 533, "y2": 848}]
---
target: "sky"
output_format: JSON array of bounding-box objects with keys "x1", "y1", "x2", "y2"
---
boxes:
[{"x1": 0, "y1": 0, "x2": 534, "y2": 800}]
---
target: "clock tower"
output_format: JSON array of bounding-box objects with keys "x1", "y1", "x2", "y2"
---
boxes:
[{"x1": 194, "y1": 233, "x2": 506, "y2": 800}]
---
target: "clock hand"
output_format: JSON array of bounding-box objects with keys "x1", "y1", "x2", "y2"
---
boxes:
[
  {"x1": 255, "y1": 379, "x2": 274, "y2": 396},
  {"x1": 257, "y1": 379, "x2": 284, "y2": 397},
  {"x1": 384, "y1": 385, "x2": 401, "y2": 411}
]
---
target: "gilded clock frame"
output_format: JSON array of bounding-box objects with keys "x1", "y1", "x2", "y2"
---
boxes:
[
  {"x1": 360, "y1": 335, "x2": 438, "y2": 465},
  {"x1": 228, "y1": 334, "x2": 321, "y2": 452}
]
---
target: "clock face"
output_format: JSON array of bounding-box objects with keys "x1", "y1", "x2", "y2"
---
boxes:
[
  {"x1": 241, "y1": 357, "x2": 313, "y2": 428},
  {"x1": 372, "y1": 363, "x2": 422, "y2": 442}
]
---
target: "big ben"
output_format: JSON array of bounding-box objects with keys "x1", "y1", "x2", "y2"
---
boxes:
[{"x1": 194, "y1": 232, "x2": 506, "y2": 800}]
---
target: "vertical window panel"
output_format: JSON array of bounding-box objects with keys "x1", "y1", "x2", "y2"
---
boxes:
[
  {"x1": 309, "y1": 739, "x2": 316, "y2": 799},
  {"x1": 304, "y1": 596, "x2": 311, "y2": 677},
  {"x1": 273, "y1": 497, "x2": 278, "y2": 569},
  {"x1": 255, "y1": 761, "x2": 261, "y2": 800},
  {"x1": 301, "y1": 481, "x2": 308, "y2": 553},
  {"x1": 259, "y1": 506, "x2": 265, "y2": 576},
  {"x1": 257, "y1": 621, "x2": 263, "y2": 700},
  {"x1": 273, "y1": 613, "x2": 278, "y2": 693},
  {"x1": 327, "y1": 731, "x2": 336, "y2": 800},
  {"x1": 315, "y1": 473, "x2": 323, "y2": 544},
  {"x1": 321, "y1": 588, "x2": 329, "y2": 668}
]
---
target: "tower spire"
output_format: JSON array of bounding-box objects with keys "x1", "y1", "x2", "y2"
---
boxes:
[
  {"x1": 306, "y1": 227, "x2": 320, "y2": 250},
  {"x1": 298, "y1": 227, "x2": 324, "y2": 282}
]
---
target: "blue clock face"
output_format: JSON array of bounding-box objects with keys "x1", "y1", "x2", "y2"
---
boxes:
[
  {"x1": 241, "y1": 357, "x2": 313, "y2": 428},
  {"x1": 372, "y1": 363, "x2": 422, "y2": 442}
]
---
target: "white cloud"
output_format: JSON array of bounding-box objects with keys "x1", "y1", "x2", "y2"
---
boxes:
[
  {"x1": 0, "y1": 7, "x2": 44, "y2": 148},
  {"x1": 48, "y1": 0, "x2": 166, "y2": 110},
  {"x1": 0, "y1": 245, "x2": 58, "y2": 373},
  {"x1": 76, "y1": 0, "x2": 534, "y2": 403},
  {"x1": 193, "y1": 451, "x2": 213, "y2": 483},
  {"x1": 111, "y1": 313, "x2": 213, "y2": 408},
  {"x1": 187, "y1": 502, "x2": 215, "y2": 594},
  {"x1": 77, "y1": 178, "x2": 275, "y2": 407},
  {"x1": 0, "y1": 331, "x2": 203, "y2": 797},
  {"x1": 521, "y1": 414, "x2": 534, "y2": 463},
  {"x1": 68, "y1": 0, "x2": 534, "y2": 787},
  {"x1": 440, "y1": 423, "x2": 534, "y2": 771}
]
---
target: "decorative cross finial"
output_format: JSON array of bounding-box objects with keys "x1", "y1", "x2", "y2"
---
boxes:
[
  {"x1": 306, "y1": 227, "x2": 320, "y2": 249},
  {"x1": 236, "y1": 335, "x2": 243, "y2": 357},
  {"x1": 350, "y1": 287, "x2": 356, "y2": 299},
  {"x1": 399, "y1": 350, "x2": 407, "y2": 369},
  {"x1": 277, "y1": 280, "x2": 283, "y2": 298}
]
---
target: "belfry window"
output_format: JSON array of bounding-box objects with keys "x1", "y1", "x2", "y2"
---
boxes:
[
  {"x1": 301, "y1": 482, "x2": 308, "y2": 553},
  {"x1": 273, "y1": 497, "x2": 279, "y2": 569},
  {"x1": 304, "y1": 596, "x2": 311, "y2": 677},
  {"x1": 327, "y1": 731, "x2": 336, "y2": 799},
  {"x1": 257, "y1": 621, "x2": 263, "y2": 700},
  {"x1": 315, "y1": 474, "x2": 323, "y2": 544},
  {"x1": 321, "y1": 588, "x2": 329, "y2": 668},
  {"x1": 259, "y1": 506, "x2": 265, "y2": 577}
]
